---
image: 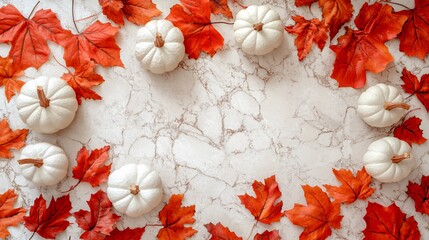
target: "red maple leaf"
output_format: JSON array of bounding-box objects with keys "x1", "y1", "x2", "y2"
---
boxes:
[
  {"x1": 0, "y1": 189, "x2": 26, "y2": 238},
  {"x1": 407, "y1": 175, "x2": 429, "y2": 215},
  {"x1": 319, "y1": 0, "x2": 353, "y2": 39},
  {"x1": 398, "y1": 0, "x2": 429, "y2": 59},
  {"x1": 394, "y1": 116, "x2": 427, "y2": 145},
  {"x1": 238, "y1": 175, "x2": 283, "y2": 224},
  {"x1": 0, "y1": 118, "x2": 29, "y2": 159},
  {"x1": 285, "y1": 185, "x2": 343, "y2": 240},
  {"x1": 74, "y1": 190, "x2": 121, "y2": 240},
  {"x1": 166, "y1": 0, "x2": 224, "y2": 59},
  {"x1": 324, "y1": 168, "x2": 375, "y2": 204},
  {"x1": 205, "y1": 222, "x2": 242, "y2": 240},
  {"x1": 157, "y1": 194, "x2": 197, "y2": 240},
  {"x1": 295, "y1": 0, "x2": 317, "y2": 7},
  {"x1": 69, "y1": 145, "x2": 111, "y2": 191},
  {"x1": 61, "y1": 61, "x2": 104, "y2": 105},
  {"x1": 105, "y1": 227, "x2": 145, "y2": 240},
  {"x1": 254, "y1": 230, "x2": 280, "y2": 240},
  {"x1": 99, "y1": 0, "x2": 161, "y2": 25},
  {"x1": 0, "y1": 56, "x2": 24, "y2": 102},
  {"x1": 56, "y1": 21, "x2": 123, "y2": 68},
  {"x1": 363, "y1": 202, "x2": 421, "y2": 239},
  {"x1": 286, "y1": 16, "x2": 328, "y2": 61},
  {"x1": 208, "y1": 0, "x2": 233, "y2": 18},
  {"x1": 0, "y1": 4, "x2": 68, "y2": 69},
  {"x1": 24, "y1": 194, "x2": 72, "y2": 239},
  {"x1": 330, "y1": 3, "x2": 407, "y2": 88},
  {"x1": 401, "y1": 68, "x2": 429, "y2": 112}
]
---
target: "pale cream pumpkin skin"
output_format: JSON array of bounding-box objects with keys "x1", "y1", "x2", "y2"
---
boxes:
[
  {"x1": 135, "y1": 19, "x2": 185, "y2": 74},
  {"x1": 357, "y1": 84, "x2": 409, "y2": 128},
  {"x1": 107, "y1": 163, "x2": 163, "y2": 217},
  {"x1": 17, "y1": 76, "x2": 78, "y2": 134},
  {"x1": 233, "y1": 5, "x2": 284, "y2": 55},
  {"x1": 19, "y1": 142, "x2": 69, "y2": 186},
  {"x1": 363, "y1": 137, "x2": 414, "y2": 183}
]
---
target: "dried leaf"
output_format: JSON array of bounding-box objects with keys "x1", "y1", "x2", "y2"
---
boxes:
[
  {"x1": 209, "y1": 0, "x2": 233, "y2": 18},
  {"x1": 0, "y1": 56, "x2": 24, "y2": 102},
  {"x1": 254, "y1": 230, "x2": 280, "y2": 240},
  {"x1": 319, "y1": 0, "x2": 353, "y2": 38},
  {"x1": 99, "y1": 0, "x2": 161, "y2": 25},
  {"x1": 0, "y1": 118, "x2": 29, "y2": 159},
  {"x1": 394, "y1": 116, "x2": 427, "y2": 145},
  {"x1": 105, "y1": 227, "x2": 145, "y2": 240},
  {"x1": 407, "y1": 175, "x2": 429, "y2": 215},
  {"x1": 205, "y1": 222, "x2": 242, "y2": 240},
  {"x1": 0, "y1": 189, "x2": 26, "y2": 238},
  {"x1": 401, "y1": 68, "x2": 429, "y2": 112}
]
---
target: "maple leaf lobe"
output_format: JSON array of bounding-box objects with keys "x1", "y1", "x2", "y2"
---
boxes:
[
  {"x1": 0, "y1": 118, "x2": 29, "y2": 159},
  {"x1": 0, "y1": 189, "x2": 26, "y2": 238}
]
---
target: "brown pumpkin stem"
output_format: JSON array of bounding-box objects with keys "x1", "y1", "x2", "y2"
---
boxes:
[
  {"x1": 37, "y1": 86, "x2": 50, "y2": 108},
  {"x1": 130, "y1": 184, "x2": 140, "y2": 195},
  {"x1": 391, "y1": 153, "x2": 410, "y2": 163},
  {"x1": 384, "y1": 102, "x2": 410, "y2": 111},
  {"x1": 18, "y1": 158, "x2": 44, "y2": 168},
  {"x1": 154, "y1": 33, "x2": 165, "y2": 48},
  {"x1": 253, "y1": 22, "x2": 263, "y2": 31}
]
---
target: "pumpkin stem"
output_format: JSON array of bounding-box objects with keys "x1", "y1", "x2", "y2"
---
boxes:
[
  {"x1": 18, "y1": 158, "x2": 44, "y2": 168},
  {"x1": 37, "y1": 86, "x2": 50, "y2": 108},
  {"x1": 384, "y1": 102, "x2": 410, "y2": 111},
  {"x1": 154, "y1": 33, "x2": 165, "y2": 48},
  {"x1": 130, "y1": 184, "x2": 140, "y2": 195},
  {"x1": 253, "y1": 22, "x2": 263, "y2": 31},
  {"x1": 391, "y1": 153, "x2": 410, "y2": 163}
]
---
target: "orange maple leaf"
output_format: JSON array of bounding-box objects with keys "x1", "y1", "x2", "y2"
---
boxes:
[
  {"x1": 295, "y1": 0, "x2": 317, "y2": 7},
  {"x1": 0, "y1": 118, "x2": 29, "y2": 159},
  {"x1": 99, "y1": 0, "x2": 161, "y2": 25},
  {"x1": 254, "y1": 230, "x2": 280, "y2": 240},
  {"x1": 157, "y1": 194, "x2": 197, "y2": 240},
  {"x1": 0, "y1": 56, "x2": 24, "y2": 102},
  {"x1": 324, "y1": 168, "x2": 375, "y2": 204},
  {"x1": 401, "y1": 68, "x2": 429, "y2": 112},
  {"x1": 394, "y1": 116, "x2": 427, "y2": 146},
  {"x1": 319, "y1": 0, "x2": 353, "y2": 39},
  {"x1": 208, "y1": 0, "x2": 233, "y2": 18},
  {"x1": 0, "y1": 189, "x2": 26, "y2": 238},
  {"x1": 205, "y1": 222, "x2": 242, "y2": 240},
  {"x1": 285, "y1": 185, "x2": 343, "y2": 240}
]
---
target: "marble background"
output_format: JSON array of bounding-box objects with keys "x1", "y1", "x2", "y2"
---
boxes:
[{"x1": 1, "y1": 0, "x2": 429, "y2": 239}]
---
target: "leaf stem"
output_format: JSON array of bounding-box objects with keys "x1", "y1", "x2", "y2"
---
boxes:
[
  {"x1": 385, "y1": 1, "x2": 411, "y2": 10},
  {"x1": 52, "y1": 54, "x2": 70, "y2": 73},
  {"x1": 28, "y1": 230, "x2": 36, "y2": 240},
  {"x1": 75, "y1": 11, "x2": 101, "y2": 22},
  {"x1": 233, "y1": 0, "x2": 247, "y2": 9},
  {"x1": 72, "y1": 0, "x2": 80, "y2": 33},
  {"x1": 211, "y1": 21, "x2": 234, "y2": 25},
  {"x1": 145, "y1": 223, "x2": 163, "y2": 227},
  {"x1": 27, "y1": 1, "x2": 40, "y2": 19},
  {"x1": 246, "y1": 221, "x2": 258, "y2": 240}
]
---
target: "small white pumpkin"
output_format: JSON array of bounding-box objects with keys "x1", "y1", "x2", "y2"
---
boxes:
[
  {"x1": 135, "y1": 19, "x2": 185, "y2": 74},
  {"x1": 357, "y1": 84, "x2": 409, "y2": 128},
  {"x1": 233, "y1": 5, "x2": 284, "y2": 55},
  {"x1": 17, "y1": 76, "x2": 78, "y2": 134},
  {"x1": 107, "y1": 163, "x2": 162, "y2": 217},
  {"x1": 363, "y1": 137, "x2": 415, "y2": 183},
  {"x1": 18, "y1": 142, "x2": 69, "y2": 186}
]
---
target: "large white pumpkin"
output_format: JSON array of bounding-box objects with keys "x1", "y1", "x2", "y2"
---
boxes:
[
  {"x1": 233, "y1": 5, "x2": 284, "y2": 55},
  {"x1": 363, "y1": 137, "x2": 415, "y2": 183},
  {"x1": 16, "y1": 76, "x2": 78, "y2": 134},
  {"x1": 357, "y1": 84, "x2": 409, "y2": 128},
  {"x1": 135, "y1": 19, "x2": 185, "y2": 74},
  {"x1": 18, "y1": 142, "x2": 69, "y2": 186},
  {"x1": 107, "y1": 164, "x2": 163, "y2": 217}
]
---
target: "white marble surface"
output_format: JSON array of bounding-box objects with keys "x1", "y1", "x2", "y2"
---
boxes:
[{"x1": 1, "y1": 0, "x2": 429, "y2": 239}]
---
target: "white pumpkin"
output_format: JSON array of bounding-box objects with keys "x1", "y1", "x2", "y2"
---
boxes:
[
  {"x1": 135, "y1": 19, "x2": 185, "y2": 74},
  {"x1": 233, "y1": 5, "x2": 284, "y2": 55},
  {"x1": 363, "y1": 137, "x2": 415, "y2": 183},
  {"x1": 17, "y1": 76, "x2": 78, "y2": 134},
  {"x1": 107, "y1": 164, "x2": 163, "y2": 217},
  {"x1": 357, "y1": 84, "x2": 409, "y2": 128},
  {"x1": 18, "y1": 142, "x2": 69, "y2": 186}
]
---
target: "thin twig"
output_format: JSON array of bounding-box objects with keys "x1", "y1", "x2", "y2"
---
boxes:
[
  {"x1": 211, "y1": 21, "x2": 234, "y2": 25},
  {"x1": 27, "y1": 1, "x2": 40, "y2": 19},
  {"x1": 246, "y1": 221, "x2": 258, "y2": 240},
  {"x1": 51, "y1": 54, "x2": 70, "y2": 73},
  {"x1": 28, "y1": 230, "x2": 36, "y2": 240},
  {"x1": 145, "y1": 223, "x2": 163, "y2": 227},
  {"x1": 72, "y1": 0, "x2": 80, "y2": 33},
  {"x1": 233, "y1": 0, "x2": 247, "y2": 9},
  {"x1": 385, "y1": 1, "x2": 411, "y2": 10},
  {"x1": 76, "y1": 11, "x2": 101, "y2": 22}
]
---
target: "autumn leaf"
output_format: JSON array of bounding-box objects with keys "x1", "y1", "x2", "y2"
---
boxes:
[
  {"x1": 324, "y1": 168, "x2": 374, "y2": 204},
  {"x1": 254, "y1": 230, "x2": 280, "y2": 240},
  {"x1": 166, "y1": 0, "x2": 224, "y2": 59},
  {"x1": 0, "y1": 118, "x2": 29, "y2": 159},
  {"x1": 0, "y1": 189, "x2": 26, "y2": 238},
  {"x1": 363, "y1": 202, "x2": 421, "y2": 240},
  {"x1": 286, "y1": 16, "x2": 328, "y2": 61},
  {"x1": 394, "y1": 116, "x2": 427, "y2": 145},
  {"x1": 238, "y1": 175, "x2": 283, "y2": 224},
  {"x1": 56, "y1": 21, "x2": 123, "y2": 68},
  {"x1": 105, "y1": 227, "x2": 145, "y2": 240},
  {"x1": 285, "y1": 185, "x2": 343, "y2": 240},
  {"x1": 0, "y1": 56, "x2": 24, "y2": 102},
  {"x1": 61, "y1": 61, "x2": 104, "y2": 104},
  {"x1": 330, "y1": 3, "x2": 407, "y2": 88},
  {"x1": 407, "y1": 175, "x2": 429, "y2": 215},
  {"x1": 74, "y1": 190, "x2": 121, "y2": 240},
  {"x1": 99, "y1": 0, "x2": 161, "y2": 25},
  {"x1": 24, "y1": 194, "x2": 72, "y2": 239},
  {"x1": 205, "y1": 222, "x2": 242, "y2": 240},
  {"x1": 69, "y1": 145, "x2": 111, "y2": 191},
  {"x1": 295, "y1": 0, "x2": 317, "y2": 7},
  {"x1": 319, "y1": 0, "x2": 353, "y2": 39},
  {"x1": 208, "y1": 0, "x2": 233, "y2": 18},
  {"x1": 157, "y1": 194, "x2": 197, "y2": 240},
  {"x1": 0, "y1": 4, "x2": 68, "y2": 69},
  {"x1": 398, "y1": 0, "x2": 429, "y2": 59},
  {"x1": 401, "y1": 68, "x2": 429, "y2": 112}
]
